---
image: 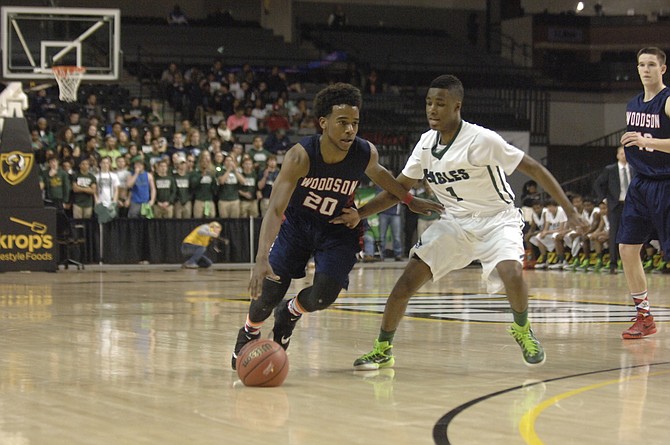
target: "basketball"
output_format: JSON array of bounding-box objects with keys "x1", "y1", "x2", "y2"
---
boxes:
[{"x1": 236, "y1": 339, "x2": 289, "y2": 387}]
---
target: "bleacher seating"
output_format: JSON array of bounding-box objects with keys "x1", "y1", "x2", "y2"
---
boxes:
[
  {"x1": 122, "y1": 23, "x2": 322, "y2": 80},
  {"x1": 300, "y1": 23, "x2": 540, "y2": 89}
]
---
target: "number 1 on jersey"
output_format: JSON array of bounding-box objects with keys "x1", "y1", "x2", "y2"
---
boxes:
[{"x1": 446, "y1": 186, "x2": 463, "y2": 201}]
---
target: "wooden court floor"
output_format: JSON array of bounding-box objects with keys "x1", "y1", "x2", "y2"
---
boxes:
[{"x1": 1, "y1": 262, "x2": 668, "y2": 445}]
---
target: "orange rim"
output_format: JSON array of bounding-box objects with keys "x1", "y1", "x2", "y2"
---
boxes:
[{"x1": 52, "y1": 66, "x2": 86, "y2": 75}]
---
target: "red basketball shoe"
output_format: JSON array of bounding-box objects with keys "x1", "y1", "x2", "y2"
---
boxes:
[{"x1": 622, "y1": 313, "x2": 657, "y2": 339}]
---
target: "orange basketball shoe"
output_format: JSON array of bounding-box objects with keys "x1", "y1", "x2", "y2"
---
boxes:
[{"x1": 622, "y1": 313, "x2": 657, "y2": 339}]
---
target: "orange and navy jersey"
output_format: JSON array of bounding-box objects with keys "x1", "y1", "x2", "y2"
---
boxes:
[
  {"x1": 625, "y1": 87, "x2": 670, "y2": 178},
  {"x1": 287, "y1": 134, "x2": 370, "y2": 225}
]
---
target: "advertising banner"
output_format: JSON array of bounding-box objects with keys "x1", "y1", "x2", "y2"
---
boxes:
[
  {"x1": 1, "y1": 117, "x2": 57, "y2": 271},
  {"x1": 0, "y1": 208, "x2": 57, "y2": 271}
]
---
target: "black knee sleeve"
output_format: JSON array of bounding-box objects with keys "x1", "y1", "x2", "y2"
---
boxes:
[
  {"x1": 296, "y1": 273, "x2": 342, "y2": 312},
  {"x1": 248, "y1": 277, "x2": 291, "y2": 323}
]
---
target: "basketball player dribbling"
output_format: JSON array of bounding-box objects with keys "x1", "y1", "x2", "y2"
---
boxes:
[
  {"x1": 334, "y1": 74, "x2": 589, "y2": 370},
  {"x1": 619, "y1": 47, "x2": 670, "y2": 339},
  {"x1": 230, "y1": 83, "x2": 443, "y2": 370}
]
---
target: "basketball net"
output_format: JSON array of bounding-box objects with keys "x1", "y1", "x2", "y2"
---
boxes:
[{"x1": 52, "y1": 66, "x2": 86, "y2": 103}]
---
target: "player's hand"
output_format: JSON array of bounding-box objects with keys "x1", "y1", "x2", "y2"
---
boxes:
[
  {"x1": 330, "y1": 207, "x2": 360, "y2": 229},
  {"x1": 620, "y1": 131, "x2": 645, "y2": 148},
  {"x1": 249, "y1": 257, "x2": 279, "y2": 300},
  {"x1": 407, "y1": 196, "x2": 444, "y2": 216}
]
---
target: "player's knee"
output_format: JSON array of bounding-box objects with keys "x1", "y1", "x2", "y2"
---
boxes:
[
  {"x1": 297, "y1": 273, "x2": 342, "y2": 312},
  {"x1": 619, "y1": 244, "x2": 640, "y2": 259},
  {"x1": 497, "y1": 260, "x2": 523, "y2": 280},
  {"x1": 300, "y1": 294, "x2": 338, "y2": 312},
  {"x1": 262, "y1": 277, "x2": 291, "y2": 305},
  {"x1": 249, "y1": 277, "x2": 291, "y2": 321}
]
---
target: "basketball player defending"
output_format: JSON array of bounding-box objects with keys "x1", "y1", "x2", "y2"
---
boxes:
[
  {"x1": 231, "y1": 83, "x2": 443, "y2": 370},
  {"x1": 619, "y1": 47, "x2": 670, "y2": 339},
  {"x1": 336, "y1": 75, "x2": 588, "y2": 369}
]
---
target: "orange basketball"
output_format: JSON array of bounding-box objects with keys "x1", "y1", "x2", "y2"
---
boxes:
[{"x1": 236, "y1": 339, "x2": 289, "y2": 387}]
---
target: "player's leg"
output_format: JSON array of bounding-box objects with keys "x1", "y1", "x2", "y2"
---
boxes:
[
  {"x1": 620, "y1": 243, "x2": 646, "y2": 290},
  {"x1": 231, "y1": 222, "x2": 310, "y2": 369},
  {"x1": 232, "y1": 276, "x2": 292, "y2": 369},
  {"x1": 529, "y1": 235, "x2": 547, "y2": 269},
  {"x1": 620, "y1": 243, "x2": 655, "y2": 338},
  {"x1": 353, "y1": 217, "x2": 467, "y2": 371},
  {"x1": 272, "y1": 229, "x2": 360, "y2": 351},
  {"x1": 549, "y1": 232, "x2": 567, "y2": 269},
  {"x1": 497, "y1": 260, "x2": 545, "y2": 366},
  {"x1": 381, "y1": 259, "x2": 432, "y2": 332},
  {"x1": 272, "y1": 272, "x2": 343, "y2": 350},
  {"x1": 479, "y1": 209, "x2": 544, "y2": 366},
  {"x1": 618, "y1": 179, "x2": 658, "y2": 339},
  {"x1": 584, "y1": 230, "x2": 604, "y2": 269},
  {"x1": 562, "y1": 231, "x2": 578, "y2": 270},
  {"x1": 353, "y1": 257, "x2": 433, "y2": 370}
]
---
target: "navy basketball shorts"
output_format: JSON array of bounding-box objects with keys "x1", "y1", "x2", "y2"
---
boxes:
[
  {"x1": 618, "y1": 176, "x2": 670, "y2": 257},
  {"x1": 269, "y1": 216, "x2": 360, "y2": 289}
]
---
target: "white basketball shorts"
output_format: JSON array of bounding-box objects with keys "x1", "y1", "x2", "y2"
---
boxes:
[{"x1": 410, "y1": 207, "x2": 525, "y2": 293}]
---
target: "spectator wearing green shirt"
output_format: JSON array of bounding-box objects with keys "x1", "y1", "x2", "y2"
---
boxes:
[
  {"x1": 71, "y1": 158, "x2": 97, "y2": 219},
  {"x1": 249, "y1": 135, "x2": 272, "y2": 173},
  {"x1": 216, "y1": 155, "x2": 245, "y2": 218},
  {"x1": 153, "y1": 160, "x2": 177, "y2": 218},
  {"x1": 238, "y1": 157, "x2": 259, "y2": 218},
  {"x1": 98, "y1": 135, "x2": 123, "y2": 165},
  {"x1": 190, "y1": 152, "x2": 217, "y2": 218},
  {"x1": 173, "y1": 157, "x2": 194, "y2": 218},
  {"x1": 40, "y1": 156, "x2": 71, "y2": 210}
]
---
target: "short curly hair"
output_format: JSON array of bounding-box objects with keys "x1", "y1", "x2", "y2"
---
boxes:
[{"x1": 313, "y1": 83, "x2": 362, "y2": 119}]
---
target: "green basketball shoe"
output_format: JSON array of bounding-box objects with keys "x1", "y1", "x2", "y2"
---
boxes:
[
  {"x1": 508, "y1": 321, "x2": 546, "y2": 367},
  {"x1": 353, "y1": 340, "x2": 395, "y2": 371}
]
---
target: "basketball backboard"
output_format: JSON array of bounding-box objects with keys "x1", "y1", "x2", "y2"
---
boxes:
[{"x1": 1, "y1": 6, "x2": 120, "y2": 81}]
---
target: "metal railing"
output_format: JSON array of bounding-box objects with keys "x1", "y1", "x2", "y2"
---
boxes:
[{"x1": 555, "y1": 128, "x2": 626, "y2": 197}]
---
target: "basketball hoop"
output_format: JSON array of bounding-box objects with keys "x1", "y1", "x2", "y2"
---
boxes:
[{"x1": 52, "y1": 66, "x2": 86, "y2": 102}]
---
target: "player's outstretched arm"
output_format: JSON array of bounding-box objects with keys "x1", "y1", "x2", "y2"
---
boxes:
[{"x1": 363, "y1": 143, "x2": 443, "y2": 216}]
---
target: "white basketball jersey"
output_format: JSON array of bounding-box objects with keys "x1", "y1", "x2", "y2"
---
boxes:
[
  {"x1": 583, "y1": 207, "x2": 600, "y2": 226},
  {"x1": 542, "y1": 206, "x2": 567, "y2": 230},
  {"x1": 531, "y1": 209, "x2": 545, "y2": 229},
  {"x1": 402, "y1": 121, "x2": 524, "y2": 217}
]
